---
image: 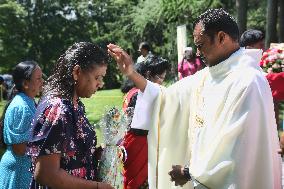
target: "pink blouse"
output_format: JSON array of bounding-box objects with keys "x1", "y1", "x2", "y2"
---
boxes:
[{"x1": 178, "y1": 58, "x2": 202, "y2": 79}]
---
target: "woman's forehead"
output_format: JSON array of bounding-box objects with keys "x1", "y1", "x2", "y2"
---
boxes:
[{"x1": 89, "y1": 64, "x2": 107, "y2": 74}]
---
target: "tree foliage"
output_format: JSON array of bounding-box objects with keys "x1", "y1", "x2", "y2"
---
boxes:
[{"x1": 0, "y1": 0, "x2": 274, "y2": 87}]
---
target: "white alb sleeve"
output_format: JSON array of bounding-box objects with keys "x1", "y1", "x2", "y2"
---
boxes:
[{"x1": 130, "y1": 80, "x2": 160, "y2": 130}]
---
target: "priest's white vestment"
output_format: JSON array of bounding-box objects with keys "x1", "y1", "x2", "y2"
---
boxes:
[{"x1": 131, "y1": 48, "x2": 281, "y2": 189}]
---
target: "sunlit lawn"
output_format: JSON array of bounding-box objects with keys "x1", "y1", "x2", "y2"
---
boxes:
[{"x1": 82, "y1": 89, "x2": 123, "y2": 124}]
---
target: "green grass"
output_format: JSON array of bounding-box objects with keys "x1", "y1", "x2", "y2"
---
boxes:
[
  {"x1": 82, "y1": 89, "x2": 123, "y2": 143},
  {"x1": 82, "y1": 89, "x2": 123, "y2": 125}
]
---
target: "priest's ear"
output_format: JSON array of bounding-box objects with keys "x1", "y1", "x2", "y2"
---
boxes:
[{"x1": 216, "y1": 31, "x2": 227, "y2": 45}]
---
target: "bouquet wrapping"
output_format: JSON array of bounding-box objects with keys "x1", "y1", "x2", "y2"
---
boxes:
[{"x1": 96, "y1": 107, "x2": 131, "y2": 188}]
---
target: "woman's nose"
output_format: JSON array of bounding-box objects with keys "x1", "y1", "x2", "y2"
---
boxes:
[{"x1": 98, "y1": 81, "x2": 104, "y2": 89}]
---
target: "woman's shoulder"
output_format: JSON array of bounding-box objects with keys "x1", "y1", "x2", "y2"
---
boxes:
[
  {"x1": 40, "y1": 96, "x2": 72, "y2": 109},
  {"x1": 37, "y1": 97, "x2": 74, "y2": 122},
  {"x1": 7, "y1": 93, "x2": 34, "y2": 113}
]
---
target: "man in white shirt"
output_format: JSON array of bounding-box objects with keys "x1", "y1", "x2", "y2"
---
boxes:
[
  {"x1": 137, "y1": 42, "x2": 152, "y2": 64},
  {"x1": 108, "y1": 8, "x2": 281, "y2": 189}
]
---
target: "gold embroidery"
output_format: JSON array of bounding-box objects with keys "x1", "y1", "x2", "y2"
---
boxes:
[
  {"x1": 189, "y1": 73, "x2": 207, "y2": 166},
  {"x1": 195, "y1": 114, "x2": 204, "y2": 127}
]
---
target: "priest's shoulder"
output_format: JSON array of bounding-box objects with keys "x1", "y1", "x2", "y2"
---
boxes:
[
  {"x1": 230, "y1": 65, "x2": 267, "y2": 91},
  {"x1": 172, "y1": 67, "x2": 208, "y2": 89}
]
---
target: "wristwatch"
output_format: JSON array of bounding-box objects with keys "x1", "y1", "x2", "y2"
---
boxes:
[{"x1": 183, "y1": 165, "x2": 192, "y2": 181}]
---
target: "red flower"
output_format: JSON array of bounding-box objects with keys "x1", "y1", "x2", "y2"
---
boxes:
[{"x1": 261, "y1": 47, "x2": 284, "y2": 73}]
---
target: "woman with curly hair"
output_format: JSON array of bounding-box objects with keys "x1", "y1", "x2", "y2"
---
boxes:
[{"x1": 27, "y1": 42, "x2": 114, "y2": 189}]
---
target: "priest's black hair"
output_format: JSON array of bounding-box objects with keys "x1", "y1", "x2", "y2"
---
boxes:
[{"x1": 193, "y1": 8, "x2": 239, "y2": 42}]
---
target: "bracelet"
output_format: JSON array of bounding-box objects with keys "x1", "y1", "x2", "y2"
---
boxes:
[{"x1": 183, "y1": 165, "x2": 192, "y2": 181}]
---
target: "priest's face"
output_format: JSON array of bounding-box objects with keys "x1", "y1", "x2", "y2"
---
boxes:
[{"x1": 193, "y1": 22, "x2": 224, "y2": 67}]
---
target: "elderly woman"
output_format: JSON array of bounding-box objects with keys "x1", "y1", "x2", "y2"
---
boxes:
[
  {"x1": 27, "y1": 42, "x2": 114, "y2": 189},
  {"x1": 178, "y1": 47, "x2": 203, "y2": 80},
  {"x1": 0, "y1": 61, "x2": 43, "y2": 189}
]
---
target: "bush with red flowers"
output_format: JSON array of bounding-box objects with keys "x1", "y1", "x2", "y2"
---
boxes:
[{"x1": 260, "y1": 48, "x2": 284, "y2": 73}]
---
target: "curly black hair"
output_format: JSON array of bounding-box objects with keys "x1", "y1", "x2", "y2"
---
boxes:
[
  {"x1": 121, "y1": 55, "x2": 171, "y2": 93},
  {"x1": 193, "y1": 8, "x2": 239, "y2": 42},
  {"x1": 143, "y1": 55, "x2": 171, "y2": 77},
  {"x1": 43, "y1": 42, "x2": 108, "y2": 100}
]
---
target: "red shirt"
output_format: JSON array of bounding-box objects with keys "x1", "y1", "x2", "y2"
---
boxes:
[{"x1": 266, "y1": 72, "x2": 284, "y2": 101}]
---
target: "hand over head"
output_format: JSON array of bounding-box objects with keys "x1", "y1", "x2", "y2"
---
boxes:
[{"x1": 107, "y1": 44, "x2": 134, "y2": 76}]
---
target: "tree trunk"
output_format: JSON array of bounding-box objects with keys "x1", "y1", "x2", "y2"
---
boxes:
[
  {"x1": 266, "y1": 0, "x2": 278, "y2": 48},
  {"x1": 236, "y1": 0, "x2": 248, "y2": 35},
  {"x1": 279, "y1": 0, "x2": 284, "y2": 42}
]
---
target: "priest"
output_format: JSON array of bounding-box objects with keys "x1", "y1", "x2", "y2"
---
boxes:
[{"x1": 108, "y1": 8, "x2": 281, "y2": 189}]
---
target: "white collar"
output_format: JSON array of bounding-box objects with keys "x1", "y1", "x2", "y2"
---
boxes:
[{"x1": 208, "y1": 48, "x2": 262, "y2": 80}]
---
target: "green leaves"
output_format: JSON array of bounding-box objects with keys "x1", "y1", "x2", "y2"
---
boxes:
[{"x1": 0, "y1": 0, "x2": 268, "y2": 87}]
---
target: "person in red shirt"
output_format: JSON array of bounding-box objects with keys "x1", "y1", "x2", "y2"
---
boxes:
[
  {"x1": 266, "y1": 72, "x2": 284, "y2": 101},
  {"x1": 267, "y1": 72, "x2": 284, "y2": 155}
]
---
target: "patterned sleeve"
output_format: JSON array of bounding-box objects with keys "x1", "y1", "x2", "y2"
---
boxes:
[
  {"x1": 29, "y1": 102, "x2": 77, "y2": 157},
  {"x1": 4, "y1": 105, "x2": 33, "y2": 144}
]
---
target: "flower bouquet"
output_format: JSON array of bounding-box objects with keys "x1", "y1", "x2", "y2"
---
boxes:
[
  {"x1": 96, "y1": 107, "x2": 131, "y2": 188},
  {"x1": 260, "y1": 47, "x2": 284, "y2": 73}
]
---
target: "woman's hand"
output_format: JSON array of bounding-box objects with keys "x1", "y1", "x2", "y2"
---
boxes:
[
  {"x1": 94, "y1": 145, "x2": 104, "y2": 160},
  {"x1": 168, "y1": 165, "x2": 188, "y2": 187},
  {"x1": 98, "y1": 182, "x2": 115, "y2": 189},
  {"x1": 34, "y1": 154, "x2": 114, "y2": 189},
  {"x1": 107, "y1": 44, "x2": 134, "y2": 76}
]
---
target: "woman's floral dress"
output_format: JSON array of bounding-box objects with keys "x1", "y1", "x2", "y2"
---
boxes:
[{"x1": 27, "y1": 97, "x2": 102, "y2": 189}]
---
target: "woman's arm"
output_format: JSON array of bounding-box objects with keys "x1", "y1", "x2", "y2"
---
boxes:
[
  {"x1": 34, "y1": 154, "x2": 114, "y2": 189},
  {"x1": 12, "y1": 143, "x2": 27, "y2": 155}
]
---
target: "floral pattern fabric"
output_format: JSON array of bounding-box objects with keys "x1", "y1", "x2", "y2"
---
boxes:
[{"x1": 27, "y1": 97, "x2": 101, "y2": 189}]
